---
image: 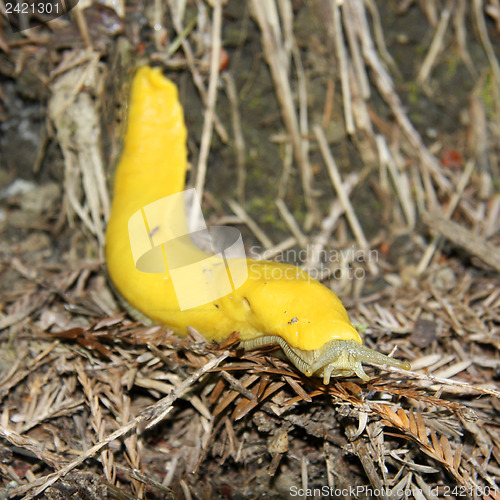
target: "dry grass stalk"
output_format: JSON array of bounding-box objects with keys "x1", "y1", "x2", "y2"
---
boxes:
[
  {"x1": 314, "y1": 124, "x2": 378, "y2": 275},
  {"x1": 343, "y1": 2, "x2": 370, "y2": 100},
  {"x1": 223, "y1": 72, "x2": 247, "y2": 203},
  {"x1": 416, "y1": 160, "x2": 475, "y2": 274},
  {"x1": 453, "y1": 0, "x2": 477, "y2": 76},
  {"x1": 278, "y1": 0, "x2": 315, "y2": 228},
  {"x1": 166, "y1": 0, "x2": 228, "y2": 143},
  {"x1": 331, "y1": 0, "x2": 355, "y2": 134},
  {"x1": 193, "y1": 0, "x2": 222, "y2": 200},
  {"x1": 468, "y1": 92, "x2": 493, "y2": 199},
  {"x1": 227, "y1": 198, "x2": 274, "y2": 249},
  {"x1": 303, "y1": 173, "x2": 359, "y2": 270},
  {"x1": 48, "y1": 58, "x2": 109, "y2": 248},
  {"x1": 365, "y1": 0, "x2": 397, "y2": 71},
  {"x1": 376, "y1": 136, "x2": 416, "y2": 229},
  {"x1": 351, "y1": 1, "x2": 450, "y2": 199},
  {"x1": 249, "y1": 237, "x2": 297, "y2": 262},
  {"x1": 275, "y1": 198, "x2": 308, "y2": 248},
  {"x1": 417, "y1": 0, "x2": 454, "y2": 86},
  {"x1": 250, "y1": 0, "x2": 316, "y2": 217},
  {"x1": 421, "y1": 211, "x2": 500, "y2": 274},
  {"x1": 473, "y1": 0, "x2": 500, "y2": 84},
  {"x1": 277, "y1": 142, "x2": 294, "y2": 200}
]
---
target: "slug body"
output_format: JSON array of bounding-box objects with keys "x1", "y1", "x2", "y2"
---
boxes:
[{"x1": 106, "y1": 67, "x2": 410, "y2": 383}]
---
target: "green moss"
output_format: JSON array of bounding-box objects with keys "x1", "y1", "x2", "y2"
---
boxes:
[
  {"x1": 352, "y1": 321, "x2": 369, "y2": 335},
  {"x1": 478, "y1": 72, "x2": 498, "y2": 121},
  {"x1": 407, "y1": 81, "x2": 419, "y2": 105},
  {"x1": 444, "y1": 52, "x2": 458, "y2": 79}
]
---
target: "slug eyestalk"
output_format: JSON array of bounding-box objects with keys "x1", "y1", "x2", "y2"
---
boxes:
[{"x1": 240, "y1": 336, "x2": 411, "y2": 384}]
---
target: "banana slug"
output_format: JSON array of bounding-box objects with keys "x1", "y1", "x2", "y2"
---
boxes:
[{"x1": 105, "y1": 66, "x2": 410, "y2": 384}]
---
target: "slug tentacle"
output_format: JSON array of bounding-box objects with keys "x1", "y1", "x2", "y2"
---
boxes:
[
  {"x1": 306, "y1": 340, "x2": 410, "y2": 384},
  {"x1": 241, "y1": 337, "x2": 411, "y2": 384}
]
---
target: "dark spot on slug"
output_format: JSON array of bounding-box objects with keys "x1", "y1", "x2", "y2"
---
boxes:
[
  {"x1": 242, "y1": 297, "x2": 252, "y2": 311},
  {"x1": 288, "y1": 317, "x2": 298, "y2": 324}
]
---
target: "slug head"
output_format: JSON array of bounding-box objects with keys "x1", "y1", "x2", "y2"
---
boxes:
[
  {"x1": 241, "y1": 336, "x2": 411, "y2": 384},
  {"x1": 301, "y1": 339, "x2": 411, "y2": 384}
]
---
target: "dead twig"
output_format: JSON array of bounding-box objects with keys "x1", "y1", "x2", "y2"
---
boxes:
[
  {"x1": 378, "y1": 364, "x2": 500, "y2": 399},
  {"x1": 420, "y1": 211, "x2": 500, "y2": 274},
  {"x1": 0, "y1": 424, "x2": 68, "y2": 470}
]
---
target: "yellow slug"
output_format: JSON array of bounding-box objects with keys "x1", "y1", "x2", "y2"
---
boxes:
[{"x1": 105, "y1": 66, "x2": 410, "y2": 384}]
